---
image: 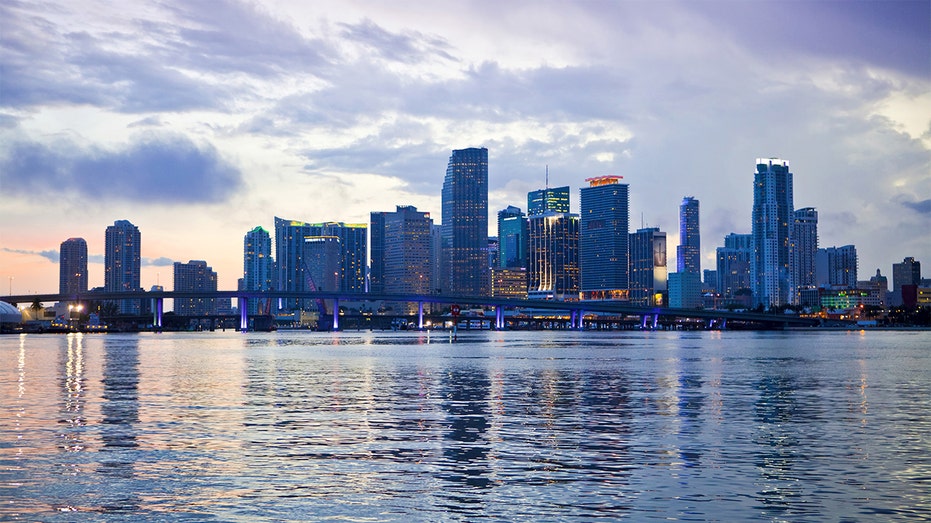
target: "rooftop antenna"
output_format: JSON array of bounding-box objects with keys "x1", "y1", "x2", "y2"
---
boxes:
[
  {"x1": 641, "y1": 212, "x2": 644, "y2": 230},
  {"x1": 545, "y1": 165, "x2": 549, "y2": 190}
]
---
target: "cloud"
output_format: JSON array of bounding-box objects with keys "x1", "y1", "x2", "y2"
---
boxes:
[
  {"x1": 1, "y1": 248, "x2": 59, "y2": 263},
  {"x1": 143, "y1": 257, "x2": 176, "y2": 267},
  {"x1": 0, "y1": 132, "x2": 243, "y2": 204},
  {"x1": 900, "y1": 198, "x2": 931, "y2": 215}
]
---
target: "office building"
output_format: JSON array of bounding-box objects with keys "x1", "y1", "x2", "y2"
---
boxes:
[
  {"x1": 669, "y1": 272, "x2": 702, "y2": 309},
  {"x1": 677, "y1": 197, "x2": 700, "y2": 274},
  {"x1": 629, "y1": 227, "x2": 667, "y2": 306},
  {"x1": 816, "y1": 245, "x2": 858, "y2": 289},
  {"x1": 792, "y1": 207, "x2": 818, "y2": 304},
  {"x1": 369, "y1": 211, "x2": 388, "y2": 294},
  {"x1": 105, "y1": 220, "x2": 142, "y2": 314},
  {"x1": 528, "y1": 211, "x2": 580, "y2": 300},
  {"x1": 173, "y1": 260, "x2": 217, "y2": 316},
  {"x1": 59, "y1": 237, "x2": 88, "y2": 296},
  {"x1": 491, "y1": 268, "x2": 528, "y2": 298},
  {"x1": 751, "y1": 158, "x2": 794, "y2": 308},
  {"x1": 528, "y1": 185, "x2": 570, "y2": 216},
  {"x1": 716, "y1": 233, "x2": 753, "y2": 299},
  {"x1": 580, "y1": 176, "x2": 629, "y2": 300},
  {"x1": 892, "y1": 257, "x2": 921, "y2": 306},
  {"x1": 243, "y1": 226, "x2": 274, "y2": 314},
  {"x1": 441, "y1": 147, "x2": 489, "y2": 296},
  {"x1": 498, "y1": 206, "x2": 527, "y2": 269},
  {"x1": 304, "y1": 236, "x2": 341, "y2": 292}
]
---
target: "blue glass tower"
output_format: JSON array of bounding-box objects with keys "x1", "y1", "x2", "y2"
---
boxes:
[
  {"x1": 441, "y1": 147, "x2": 489, "y2": 296},
  {"x1": 580, "y1": 176, "x2": 629, "y2": 300}
]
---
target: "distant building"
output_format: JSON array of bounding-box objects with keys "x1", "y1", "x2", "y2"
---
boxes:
[
  {"x1": 716, "y1": 233, "x2": 752, "y2": 300},
  {"x1": 59, "y1": 237, "x2": 88, "y2": 296},
  {"x1": 816, "y1": 245, "x2": 858, "y2": 289},
  {"x1": 580, "y1": 176, "x2": 629, "y2": 300},
  {"x1": 703, "y1": 269, "x2": 717, "y2": 293},
  {"x1": 441, "y1": 147, "x2": 489, "y2": 296},
  {"x1": 487, "y1": 237, "x2": 499, "y2": 269},
  {"x1": 669, "y1": 272, "x2": 702, "y2": 309},
  {"x1": 491, "y1": 268, "x2": 528, "y2": 298},
  {"x1": 892, "y1": 257, "x2": 921, "y2": 306},
  {"x1": 528, "y1": 211, "x2": 579, "y2": 301},
  {"x1": 304, "y1": 236, "x2": 341, "y2": 292},
  {"x1": 629, "y1": 227, "x2": 667, "y2": 306},
  {"x1": 751, "y1": 158, "x2": 794, "y2": 308},
  {"x1": 173, "y1": 260, "x2": 217, "y2": 316},
  {"x1": 497, "y1": 206, "x2": 527, "y2": 269},
  {"x1": 371, "y1": 206, "x2": 434, "y2": 304},
  {"x1": 791, "y1": 207, "x2": 818, "y2": 304},
  {"x1": 105, "y1": 220, "x2": 142, "y2": 314},
  {"x1": 243, "y1": 226, "x2": 274, "y2": 314},
  {"x1": 677, "y1": 197, "x2": 700, "y2": 274},
  {"x1": 527, "y1": 185, "x2": 570, "y2": 216}
]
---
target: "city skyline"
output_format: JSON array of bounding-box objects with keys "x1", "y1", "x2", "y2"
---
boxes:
[{"x1": 2, "y1": 1, "x2": 929, "y2": 295}]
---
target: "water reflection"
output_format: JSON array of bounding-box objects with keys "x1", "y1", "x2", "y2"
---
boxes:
[
  {"x1": 58, "y1": 333, "x2": 87, "y2": 453},
  {"x1": 98, "y1": 336, "x2": 141, "y2": 512},
  {"x1": 439, "y1": 366, "x2": 493, "y2": 509}
]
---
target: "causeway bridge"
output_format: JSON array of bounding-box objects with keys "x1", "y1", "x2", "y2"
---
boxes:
[{"x1": 3, "y1": 290, "x2": 821, "y2": 330}]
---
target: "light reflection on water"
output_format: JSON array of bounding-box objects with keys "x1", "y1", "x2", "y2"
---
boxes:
[{"x1": 1, "y1": 330, "x2": 930, "y2": 521}]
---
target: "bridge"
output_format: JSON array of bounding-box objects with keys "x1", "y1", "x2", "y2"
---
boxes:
[{"x1": 2, "y1": 290, "x2": 821, "y2": 330}]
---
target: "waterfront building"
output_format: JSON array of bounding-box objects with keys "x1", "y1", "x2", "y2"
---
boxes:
[
  {"x1": 751, "y1": 158, "x2": 794, "y2": 308},
  {"x1": 864, "y1": 269, "x2": 889, "y2": 306},
  {"x1": 792, "y1": 207, "x2": 819, "y2": 305},
  {"x1": 491, "y1": 268, "x2": 528, "y2": 298},
  {"x1": 243, "y1": 226, "x2": 274, "y2": 314},
  {"x1": 579, "y1": 176, "x2": 629, "y2": 300},
  {"x1": 59, "y1": 237, "x2": 88, "y2": 296},
  {"x1": 304, "y1": 236, "x2": 341, "y2": 292},
  {"x1": 487, "y1": 237, "x2": 499, "y2": 270},
  {"x1": 816, "y1": 245, "x2": 858, "y2": 289},
  {"x1": 369, "y1": 211, "x2": 387, "y2": 294},
  {"x1": 677, "y1": 197, "x2": 700, "y2": 274},
  {"x1": 891, "y1": 256, "x2": 922, "y2": 307},
  {"x1": 307, "y1": 222, "x2": 367, "y2": 293},
  {"x1": 371, "y1": 206, "x2": 435, "y2": 302},
  {"x1": 498, "y1": 206, "x2": 527, "y2": 269},
  {"x1": 105, "y1": 220, "x2": 141, "y2": 314},
  {"x1": 441, "y1": 147, "x2": 489, "y2": 296},
  {"x1": 527, "y1": 211, "x2": 580, "y2": 300},
  {"x1": 703, "y1": 270, "x2": 717, "y2": 293},
  {"x1": 528, "y1": 185, "x2": 570, "y2": 216},
  {"x1": 629, "y1": 227, "x2": 667, "y2": 306},
  {"x1": 173, "y1": 260, "x2": 217, "y2": 316},
  {"x1": 669, "y1": 272, "x2": 702, "y2": 309},
  {"x1": 716, "y1": 233, "x2": 752, "y2": 300}
]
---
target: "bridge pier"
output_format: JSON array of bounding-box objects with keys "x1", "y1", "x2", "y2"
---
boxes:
[
  {"x1": 239, "y1": 297, "x2": 248, "y2": 332},
  {"x1": 418, "y1": 301, "x2": 424, "y2": 330},
  {"x1": 332, "y1": 298, "x2": 340, "y2": 331},
  {"x1": 153, "y1": 297, "x2": 163, "y2": 330},
  {"x1": 495, "y1": 305, "x2": 504, "y2": 330},
  {"x1": 578, "y1": 309, "x2": 585, "y2": 330}
]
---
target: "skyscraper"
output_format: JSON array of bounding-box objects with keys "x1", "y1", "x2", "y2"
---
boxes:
[
  {"x1": 716, "y1": 233, "x2": 753, "y2": 300},
  {"x1": 751, "y1": 158, "x2": 794, "y2": 308},
  {"x1": 369, "y1": 211, "x2": 388, "y2": 294},
  {"x1": 173, "y1": 260, "x2": 217, "y2": 316},
  {"x1": 497, "y1": 205, "x2": 527, "y2": 269},
  {"x1": 791, "y1": 207, "x2": 818, "y2": 304},
  {"x1": 629, "y1": 227, "x2": 667, "y2": 306},
  {"x1": 105, "y1": 220, "x2": 141, "y2": 314},
  {"x1": 304, "y1": 237, "x2": 342, "y2": 292},
  {"x1": 677, "y1": 197, "x2": 700, "y2": 274},
  {"x1": 59, "y1": 237, "x2": 88, "y2": 296},
  {"x1": 441, "y1": 147, "x2": 489, "y2": 296},
  {"x1": 892, "y1": 257, "x2": 921, "y2": 294},
  {"x1": 816, "y1": 245, "x2": 858, "y2": 289},
  {"x1": 243, "y1": 226, "x2": 274, "y2": 314},
  {"x1": 527, "y1": 186, "x2": 570, "y2": 216},
  {"x1": 528, "y1": 211, "x2": 580, "y2": 300},
  {"x1": 580, "y1": 176, "x2": 629, "y2": 300}
]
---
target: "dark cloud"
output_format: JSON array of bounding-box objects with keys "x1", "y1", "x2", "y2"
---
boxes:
[
  {"x1": 900, "y1": 198, "x2": 931, "y2": 215},
  {"x1": 0, "y1": 132, "x2": 243, "y2": 204},
  {"x1": 1, "y1": 248, "x2": 59, "y2": 263}
]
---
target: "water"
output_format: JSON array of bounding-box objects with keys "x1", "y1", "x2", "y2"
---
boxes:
[{"x1": 2, "y1": 329, "x2": 929, "y2": 521}]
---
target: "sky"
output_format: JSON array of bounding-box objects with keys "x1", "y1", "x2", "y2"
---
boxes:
[{"x1": 1, "y1": 0, "x2": 929, "y2": 296}]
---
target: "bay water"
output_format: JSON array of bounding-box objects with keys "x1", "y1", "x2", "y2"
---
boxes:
[{"x1": 2, "y1": 329, "x2": 929, "y2": 521}]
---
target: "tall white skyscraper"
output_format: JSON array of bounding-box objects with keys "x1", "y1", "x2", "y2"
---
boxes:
[{"x1": 751, "y1": 158, "x2": 794, "y2": 308}]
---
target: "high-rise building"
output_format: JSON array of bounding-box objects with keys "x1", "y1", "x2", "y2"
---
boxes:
[
  {"x1": 892, "y1": 257, "x2": 921, "y2": 293},
  {"x1": 677, "y1": 197, "x2": 700, "y2": 274},
  {"x1": 527, "y1": 186, "x2": 570, "y2": 216},
  {"x1": 441, "y1": 147, "x2": 489, "y2": 296},
  {"x1": 669, "y1": 272, "x2": 702, "y2": 309},
  {"x1": 59, "y1": 237, "x2": 88, "y2": 296},
  {"x1": 307, "y1": 222, "x2": 367, "y2": 293},
  {"x1": 791, "y1": 207, "x2": 818, "y2": 304},
  {"x1": 173, "y1": 260, "x2": 217, "y2": 316},
  {"x1": 304, "y1": 237, "x2": 341, "y2": 292},
  {"x1": 385, "y1": 206, "x2": 434, "y2": 298},
  {"x1": 629, "y1": 227, "x2": 667, "y2": 306},
  {"x1": 580, "y1": 176, "x2": 629, "y2": 300},
  {"x1": 369, "y1": 211, "x2": 388, "y2": 294},
  {"x1": 243, "y1": 226, "x2": 274, "y2": 314},
  {"x1": 497, "y1": 206, "x2": 527, "y2": 269},
  {"x1": 751, "y1": 158, "x2": 794, "y2": 308},
  {"x1": 105, "y1": 220, "x2": 141, "y2": 314},
  {"x1": 716, "y1": 233, "x2": 753, "y2": 299},
  {"x1": 528, "y1": 211, "x2": 580, "y2": 300},
  {"x1": 816, "y1": 245, "x2": 858, "y2": 289}
]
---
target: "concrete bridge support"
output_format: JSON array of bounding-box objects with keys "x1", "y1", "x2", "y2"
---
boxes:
[
  {"x1": 418, "y1": 301, "x2": 424, "y2": 330},
  {"x1": 153, "y1": 297, "x2": 163, "y2": 330},
  {"x1": 333, "y1": 298, "x2": 340, "y2": 331},
  {"x1": 239, "y1": 297, "x2": 248, "y2": 332},
  {"x1": 495, "y1": 306, "x2": 504, "y2": 330}
]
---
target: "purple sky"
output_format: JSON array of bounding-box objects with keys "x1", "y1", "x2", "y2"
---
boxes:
[{"x1": 1, "y1": 0, "x2": 929, "y2": 295}]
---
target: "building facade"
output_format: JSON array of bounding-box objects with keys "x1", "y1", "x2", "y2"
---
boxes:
[
  {"x1": 383, "y1": 206, "x2": 434, "y2": 297},
  {"x1": 716, "y1": 233, "x2": 753, "y2": 300},
  {"x1": 105, "y1": 220, "x2": 142, "y2": 314},
  {"x1": 59, "y1": 237, "x2": 88, "y2": 296},
  {"x1": 528, "y1": 212, "x2": 580, "y2": 300},
  {"x1": 751, "y1": 158, "x2": 794, "y2": 308},
  {"x1": 677, "y1": 197, "x2": 700, "y2": 274},
  {"x1": 497, "y1": 205, "x2": 527, "y2": 269},
  {"x1": 173, "y1": 260, "x2": 218, "y2": 316},
  {"x1": 527, "y1": 186, "x2": 570, "y2": 216},
  {"x1": 441, "y1": 147, "x2": 489, "y2": 296},
  {"x1": 579, "y1": 176, "x2": 629, "y2": 300},
  {"x1": 629, "y1": 227, "x2": 667, "y2": 306},
  {"x1": 243, "y1": 226, "x2": 274, "y2": 314},
  {"x1": 791, "y1": 207, "x2": 818, "y2": 305},
  {"x1": 816, "y1": 245, "x2": 858, "y2": 289}
]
